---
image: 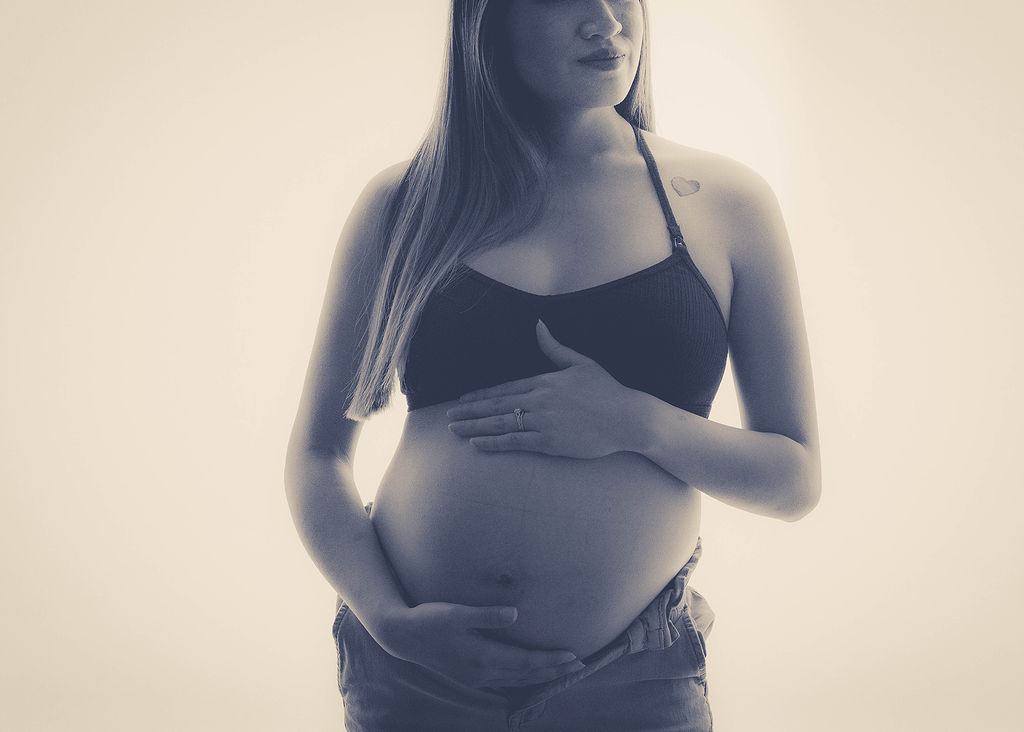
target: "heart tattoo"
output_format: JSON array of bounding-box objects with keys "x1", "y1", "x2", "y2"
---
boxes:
[{"x1": 671, "y1": 176, "x2": 701, "y2": 196}]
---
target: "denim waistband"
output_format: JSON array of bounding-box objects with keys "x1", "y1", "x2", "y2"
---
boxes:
[
  {"x1": 625, "y1": 537, "x2": 702, "y2": 653},
  {"x1": 343, "y1": 502, "x2": 709, "y2": 726},
  {"x1": 501, "y1": 537, "x2": 705, "y2": 720}
]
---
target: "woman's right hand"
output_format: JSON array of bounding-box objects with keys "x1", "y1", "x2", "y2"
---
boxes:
[{"x1": 375, "y1": 602, "x2": 585, "y2": 688}]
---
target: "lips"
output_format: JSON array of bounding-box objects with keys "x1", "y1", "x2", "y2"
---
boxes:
[{"x1": 578, "y1": 48, "x2": 627, "y2": 63}]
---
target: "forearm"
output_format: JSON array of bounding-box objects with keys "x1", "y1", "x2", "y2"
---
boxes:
[
  {"x1": 284, "y1": 450, "x2": 409, "y2": 643},
  {"x1": 623, "y1": 390, "x2": 821, "y2": 521}
]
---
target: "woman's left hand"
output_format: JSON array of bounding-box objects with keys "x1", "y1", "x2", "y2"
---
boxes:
[{"x1": 446, "y1": 320, "x2": 642, "y2": 459}]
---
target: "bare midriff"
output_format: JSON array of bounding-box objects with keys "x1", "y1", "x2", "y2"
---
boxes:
[{"x1": 370, "y1": 400, "x2": 701, "y2": 660}]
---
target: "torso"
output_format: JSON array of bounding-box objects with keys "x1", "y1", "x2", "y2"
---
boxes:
[
  {"x1": 372, "y1": 414, "x2": 701, "y2": 658},
  {"x1": 371, "y1": 128, "x2": 736, "y2": 659},
  {"x1": 459, "y1": 133, "x2": 734, "y2": 324}
]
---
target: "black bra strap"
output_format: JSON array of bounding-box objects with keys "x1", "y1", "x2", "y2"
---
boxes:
[{"x1": 633, "y1": 125, "x2": 686, "y2": 249}]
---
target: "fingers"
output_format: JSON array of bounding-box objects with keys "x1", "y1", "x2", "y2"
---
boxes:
[
  {"x1": 469, "y1": 431, "x2": 546, "y2": 453},
  {"x1": 472, "y1": 641, "x2": 583, "y2": 688},
  {"x1": 536, "y1": 320, "x2": 593, "y2": 369},
  {"x1": 456, "y1": 377, "x2": 545, "y2": 404},
  {"x1": 448, "y1": 396, "x2": 530, "y2": 421},
  {"x1": 482, "y1": 643, "x2": 579, "y2": 670},
  {"x1": 458, "y1": 605, "x2": 519, "y2": 629},
  {"x1": 454, "y1": 605, "x2": 579, "y2": 670},
  {"x1": 480, "y1": 658, "x2": 587, "y2": 688},
  {"x1": 432, "y1": 604, "x2": 586, "y2": 689},
  {"x1": 447, "y1": 412, "x2": 523, "y2": 438}
]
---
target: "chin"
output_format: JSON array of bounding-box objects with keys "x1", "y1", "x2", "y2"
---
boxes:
[
  {"x1": 550, "y1": 83, "x2": 633, "y2": 111},
  {"x1": 574, "y1": 91, "x2": 633, "y2": 111}
]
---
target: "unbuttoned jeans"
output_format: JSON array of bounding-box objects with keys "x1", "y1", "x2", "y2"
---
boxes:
[{"x1": 332, "y1": 537, "x2": 714, "y2": 731}]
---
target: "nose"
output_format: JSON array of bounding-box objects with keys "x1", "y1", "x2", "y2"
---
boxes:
[{"x1": 578, "y1": 1, "x2": 624, "y2": 40}]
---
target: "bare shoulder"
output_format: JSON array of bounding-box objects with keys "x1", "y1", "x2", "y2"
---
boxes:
[
  {"x1": 641, "y1": 132, "x2": 778, "y2": 210},
  {"x1": 333, "y1": 159, "x2": 412, "y2": 276},
  {"x1": 640, "y1": 131, "x2": 788, "y2": 268},
  {"x1": 349, "y1": 160, "x2": 412, "y2": 235},
  {"x1": 321, "y1": 158, "x2": 413, "y2": 308},
  {"x1": 367, "y1": 159, "x2": 411, "y2": 199},
  {"x1": 299, "y1": 158, "x2": 413, "y2": 439}
]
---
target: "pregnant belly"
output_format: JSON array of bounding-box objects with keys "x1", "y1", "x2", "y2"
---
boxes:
[{"x1": 370, "y1": 402, "x2": 702, "y2": 659}]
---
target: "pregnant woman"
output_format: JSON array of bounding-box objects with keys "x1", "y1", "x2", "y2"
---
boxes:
[{"x1": 286, "y1": 1, "x2": 820, "y2": 729}]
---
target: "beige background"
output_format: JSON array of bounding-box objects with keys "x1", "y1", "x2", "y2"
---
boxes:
[{"x1": 2, "y1": 1, "x2": 1021, "y2": 729}]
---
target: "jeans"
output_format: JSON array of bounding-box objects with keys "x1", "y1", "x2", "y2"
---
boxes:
[{"x1": 333, "y1": 512, "x2": 714, "y2": 731}]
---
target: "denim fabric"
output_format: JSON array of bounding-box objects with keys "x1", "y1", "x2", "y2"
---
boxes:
[{"x1": 333, "y1": 506, "x2": 714, "y2": 731}]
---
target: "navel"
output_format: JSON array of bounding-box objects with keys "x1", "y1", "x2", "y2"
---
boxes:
[{"x1": 481, "y1": 567, "x2": 527, "y2": 602}]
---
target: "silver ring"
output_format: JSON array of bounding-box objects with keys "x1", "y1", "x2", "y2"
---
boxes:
[{"x1": 513, "y1": 407, "x2": 526, "y2": 432}]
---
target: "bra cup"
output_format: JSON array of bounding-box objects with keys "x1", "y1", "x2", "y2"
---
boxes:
[
  {"x1": 401, "y1": 124, "x2": 728, "y2": 413},
  {"x1": 402, "y1": 259, "x2": 728, "y2": 413}
]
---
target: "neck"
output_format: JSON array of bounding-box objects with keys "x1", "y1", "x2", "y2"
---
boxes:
[{"x1": 534, "y1": 106, "x2": 636, "y2": 164}]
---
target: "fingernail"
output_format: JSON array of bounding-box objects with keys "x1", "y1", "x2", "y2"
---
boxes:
[{"x1": 570, "y1": 660, "x2": 586, "y2": 671}]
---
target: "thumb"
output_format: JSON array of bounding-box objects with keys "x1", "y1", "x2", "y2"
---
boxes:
[
  {"x1": 462, "y1": 605, "x2": 519, "y2": 629},
  {"x1": 536, "y1": 319, "x2": 590, "y2": 369}
]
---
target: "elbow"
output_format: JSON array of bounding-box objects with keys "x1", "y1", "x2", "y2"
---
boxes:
[
  {"x1": 283, "y1": 434, "x2": 310, "y2": 500},
  {"x1": 775, "y1": 444, "x2": 821, "y2": 522},
  {"x1": 282, "y1": 437, "x2": 333, "y2": 508},
  {"x1": 283, "y1": 445, "x2": 310, "y2": 517},
  {"x1": 284, "y1": 423, "x2": 334, "y2": 485},
  {"x1": 777, "y1": 482, "x2": 820, "y2": 522},
  {"x1": 283, "y1": 436, "x2": 354, "y2": 502}
]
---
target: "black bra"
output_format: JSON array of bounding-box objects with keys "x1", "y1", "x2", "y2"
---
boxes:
[{"x1": 400, "y1": 125, "x2": 728, "y2": 415}]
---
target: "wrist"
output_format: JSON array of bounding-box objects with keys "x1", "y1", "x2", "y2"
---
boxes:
[
  {"x1": 360, "y1": 600, "x2": 412, "y2": 655},
  {"x1": 615, "y1": 387, "x2": 659, "y2": 455}
]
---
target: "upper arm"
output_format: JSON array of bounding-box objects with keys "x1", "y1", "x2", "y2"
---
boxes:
[
  {"x1": 287, "y1": 162, "x2": 408, "y2": 461},
  {"x1": 721, "y1": 166, "x2": 820, "y2": 464}
]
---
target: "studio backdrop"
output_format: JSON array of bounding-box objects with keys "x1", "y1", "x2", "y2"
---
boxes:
[{"x1": 1, "y1": 1, "x2": 1021, "y2": 730}]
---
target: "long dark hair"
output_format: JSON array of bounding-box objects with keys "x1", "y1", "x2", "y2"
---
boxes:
[{"x1": 346, "y1": 0, "x2": 655, "y2": 419}]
